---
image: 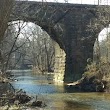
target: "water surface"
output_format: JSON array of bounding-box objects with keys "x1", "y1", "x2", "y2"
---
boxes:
[{"x1": 11, "y1": 70, "x2": 110, "y2": 110}]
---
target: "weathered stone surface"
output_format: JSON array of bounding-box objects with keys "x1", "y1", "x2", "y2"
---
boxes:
[
  {"x1": 10, "y1": 1, "x2": 110, "y2": 82},
  {"x1": 54, "y1": 42, "x2": 65, "y2": 82}
]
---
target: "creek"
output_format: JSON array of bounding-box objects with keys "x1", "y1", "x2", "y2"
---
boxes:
[{"x1": 10, "y1": 70, "x2": 110, "y2": 110}]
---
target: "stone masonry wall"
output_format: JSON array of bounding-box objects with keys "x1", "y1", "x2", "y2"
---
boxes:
[{"x1": 54, "y1": 42, "x2": 65, "y2": 82}]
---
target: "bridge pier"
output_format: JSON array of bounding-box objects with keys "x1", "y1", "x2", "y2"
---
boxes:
[
  {"x1": 54, "y1": 42, "x2": 65, "y2": 83},
  {"x1": 53, "y1": 33, "x2": 95, "y2": 83},
  {"x1": 64, "y1": 42, "x2": 94, "y2": 82}
]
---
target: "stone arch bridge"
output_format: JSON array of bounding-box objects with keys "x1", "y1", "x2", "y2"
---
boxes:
[{"x1": 10, "y1": 1, "x2": 110, "y2": 82}]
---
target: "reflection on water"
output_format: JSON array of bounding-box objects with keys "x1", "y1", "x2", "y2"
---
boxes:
[{"x1": 11, "y1": 70, "x2": 110, "y2": 110}]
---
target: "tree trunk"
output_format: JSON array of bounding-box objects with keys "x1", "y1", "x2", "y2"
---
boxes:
[
  {"x1": 0, "y1": 0, "x2": 14, "y2": 72},
  {"x1": 0, "y1": 0, "x2": 14, "y2": 41}
]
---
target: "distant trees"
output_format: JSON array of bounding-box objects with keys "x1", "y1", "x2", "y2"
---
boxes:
[
  {"x1": 0, "y1": 20, "x2": 55, "y2": 74},
  {"x1": 17, "y1": 22, "x2": 55, "y2": 73},
  {"x1": 94, "y1": 29, "x2": 110, "y2": 61},
  {"x1": 29, "y1": 29, "x2": 55, "y2": 73},
  {"x1": 0, "y1": 20, "x2": 28, "y2": 72}
]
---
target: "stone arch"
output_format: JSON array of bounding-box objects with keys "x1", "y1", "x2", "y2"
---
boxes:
[
  {"x1": 7, "y1": 19, "x2": 66, "y2": 82},
  {"x1": 9, "y1": 1, "x2": 110, "y2": 83}
]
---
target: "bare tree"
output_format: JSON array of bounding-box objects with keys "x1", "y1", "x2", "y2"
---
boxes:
[
  {"x1": 0, "y1": 20, "x2": 55, "y2": 74},
  {"x1": 0, "y1": 20, "x2": 29, "y2": 72}
]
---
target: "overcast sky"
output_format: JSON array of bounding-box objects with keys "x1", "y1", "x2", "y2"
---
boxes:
[{"x1": 27, "y1": 0, "x2": 110, "y2": 5}]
